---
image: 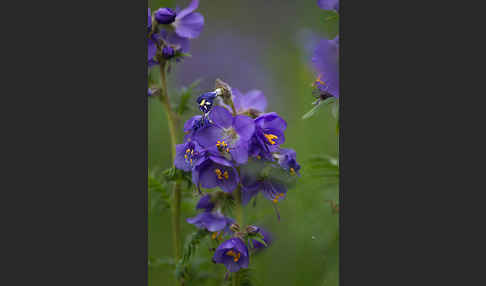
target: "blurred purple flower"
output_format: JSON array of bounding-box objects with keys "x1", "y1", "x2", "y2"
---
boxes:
[
  {"x1": 172, "y1": 0, "x2": 204, "y2": 39},
  {"x1": 213, "y1": 237, "x2": 249, "y2": 273},
  {"x1": 275, "y1": 148, "x2": 301, "y2": 176},
  {"x1": 240, "y1": 162, "x2": 288, "y2": 206},
  {"x1": 196, "y1": 194, "x2": 215, "y2": 211},
  {"x1": 186, "y1": 211, "x2": 232, "y2": 232},
  {"x1": 318, "y1": 0, "x2": 339, "y2": 11},
  {"x1": 233, "y1": 89, "x2": 267, "y2": 115},
  {"x1": 312, "y1": 37, "x2": 339, "y2": 98}
]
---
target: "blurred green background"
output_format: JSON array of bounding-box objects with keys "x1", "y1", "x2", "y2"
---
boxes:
[{"x1": 148, "y1": 0, "x2": 339, "y2": 285}]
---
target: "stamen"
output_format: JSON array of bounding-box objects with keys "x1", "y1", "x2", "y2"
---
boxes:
[
  {"x1": 290, "y1": 168, "x2": 295, "y2": 175},
  {"x1": 184, "y1": 154, "x2": 188, "y2": 159},
  {"x1": 186, "y1": 149, "x2": 191, "y2": 153},
  {"x1": 223, "y1": 171, "x2": 229, "y2": 180},
  {"x1": 214, "y1": 168, "x2": 223, "y2": 180},
  {"x1": 263, "y1": 134, "x2": 278, "y2": 145},
  {"x1": 200, "y1": 99, "x2": 206, "y2": 106},
  {"x1": 257, "y1": 155, "x2": 261, "y2": 160}
]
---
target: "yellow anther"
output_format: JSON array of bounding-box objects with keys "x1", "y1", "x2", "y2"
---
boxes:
[
  {"x1": 257, "y1": 155, "x2": 261, "y2": 159},
  {"x1": 186, "y1": 149, "x2": 191, "y2": 153},
  {"x1": 272, "y1": 198, "x2": 278, "y2": 204},
  {"x1": 226, "y1": 250, "x2": 240, "y2": 262},
  {"x1": 263, "y1": 133, "x2": 278, "y2": 145},
  {"x1": 214, "y1": 169, "x2": 223, "y2": 179},
  {"x1": 226, "y1": 148, "x2": 230, "y2": 153},
  {"x1": 315, "y1": 74, "x2": 327, "y2": 86},
  {"x1": 223, "y1": 171, "x2": 229, "y2": 179},
  {"x1": 200, "y1": 99, "x2": 206, "y2": 106},
  {"x1": 190, "y1": 158, "x2": 193, "y2": 165},
  {"x1": 216, "y1": 141, "x2": 221, "y2": 146},
  {"x1": 184, "y1": 154, "x2": 188, "y2": 159},
  {"x1": 211, "y1": 232, "x2": 219, "y2": 240},
  {"x1": 290, "y1": 168, "x2": 295, "y2": 175},
  {"x1": 191, "y1": 150, "x2": 194, "y2": 155}
]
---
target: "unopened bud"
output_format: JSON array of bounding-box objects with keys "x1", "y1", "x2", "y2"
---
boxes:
[
  {"x1": 246, "y1": 225, "x2": 260, "y2": 235},
  {"x1": 230, "y1": 223, "x2": 240, "y2": 233}
]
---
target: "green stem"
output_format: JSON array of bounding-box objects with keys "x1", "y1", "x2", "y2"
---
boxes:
[
  {"x1": 232, "y1": 185, "x2": 243, "y2": 286},
  {"x1": 158, "y1": 60, "x2": 182, "y2": 286}
]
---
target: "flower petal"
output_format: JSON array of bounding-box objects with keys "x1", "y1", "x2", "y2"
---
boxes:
[
  {"x1": 175, "y1": 0, "x2": 199, "y2": 20},
  {"x1": 233, "y1": 115, "x2": 255, "y2": 140},
  {"x1": 209, "y1": 106, "x2": 233, "y2": 128},
  {"x1": 175, "y1": 12, "x2": 204, "y2": 39}
]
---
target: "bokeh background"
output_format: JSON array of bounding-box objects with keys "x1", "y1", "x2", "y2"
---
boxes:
[{"x1": 148, "y1": 0, "x2": 339, "y2": 285}]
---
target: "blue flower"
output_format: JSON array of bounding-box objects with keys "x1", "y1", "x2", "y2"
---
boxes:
[
  {"x1": 195, "y1": 106, "x2": 255, "y2": 164},
  {"x1": 186, "y1": 211, "x2": 232, "y2": 232},
  {"x1": 212, "y1": 237, "x2": 249, "y2": 272},
  {"x1": 174, "y1": 140, "x2": 205, "y2": 171},
  {"x1": 197, "y1": 91, "x2": 218, "y2": 114},
  {"x1": 196, "y1": 194, "x2": 215, "y2": 211},
  {"x1": 248, "y1": 113, "x2": 287, "y2": 160},
  {"x1": 312, "y1": 38, "x2": 339, "y2": 98},
  {"x1": 192, "y1": 155, "x2": 239, "y2": 193},
  {"x1": 172, "y1": 0, "x2": 204, "y2": 39},
  {"x1": 275, "y1": 148, "x2": 301, "y2": 176},
  {"x1": 232, "y1": 88, "x2": 267, "y2": 116}
]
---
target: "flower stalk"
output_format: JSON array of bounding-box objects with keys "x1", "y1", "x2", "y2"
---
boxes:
[{"x1": 158, "y1": 60, "x2": 182, "y2": 286}]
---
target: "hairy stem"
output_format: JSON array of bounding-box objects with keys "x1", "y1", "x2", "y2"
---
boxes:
[
  {"x1": 158, "y1": 60, "x2": 182, "y2": 286},
  {"x1": 232, "y1": 185, "x2": 243, "y2": 286}
]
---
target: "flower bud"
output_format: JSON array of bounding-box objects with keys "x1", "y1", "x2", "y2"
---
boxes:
[
  {"x1": 246, "y1": 225, "x2": 260, "y2": 235},
  {"x1": 154, "y1": 8, "x2": 176, "y2": 24},
  {"x1": 230, "y1": 223, "x2": 240, "y2": 233},
  {"x1": 162, "y1": 45, "x2": 175, "y2": 59}
]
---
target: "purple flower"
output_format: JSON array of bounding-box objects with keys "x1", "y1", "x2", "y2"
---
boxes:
[
  {"x1": 186, "y1": 211, "x2": 231, "y2": 232},
  {"x1": 174, "y1": 140, "x2": 205, "y2": 171},
  {"x1": 251, "y1": 228, "x2": 272, "y2": 250},
  {"x1": 195, "y1": 106, "x2": 255, "y2": 164},
  {"x1": 318, "y1": 0, "x2": 339, "y2": 11},
  {"x1": 192, "y1": 155, "x2": 239, "y2": 193},
  {"x1": 172, "y1": 0, "x2": 204, "y2": 39},
  {"x1": 196, "y1": 194, "x2": 214, "y2": 212},
  {"x1": 233, "y1": 89, "x2": 267, "y2": 116},
  {"x1": 148, "y1": 34, "x2": 158, "y2": 68},
  {"x1": 154, "y1": 8, "x2": 176, "y2": 24},
  {"x1": 240, "y1": 162, "x2": 288, "y2": 206},
  {"x1": 312, "y1": 38, "x2": 339, "y2": 98},
  {"x1": 162, "y1": 45, "x2": 175, "y2": 59},
  {"x1": 249, "y1": 113, "x2": 287, "y2": 160},
  {"x1": 275, "y1": 148, "x2": 301, "y2": 176},
  {"x1": 197, "y1": 91, "x2": 218, "y2": 114},
  {"x1": 212, "y1": 237, "x2": 249, "y2": 273}
]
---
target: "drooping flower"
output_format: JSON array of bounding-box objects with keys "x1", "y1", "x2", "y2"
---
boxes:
[
  {"x1": 312, "y1": 38, "x2": 339, "y2": 98},
  {"x1": 197, "y1": 91, "x2": 219, "y2": 114},
  {"x1": 172, "y1": 0, "x2": 204, "y2": 39},
  {"x1": 212, "y1": 237, "x2": 249, "y2": 273},
  {"x1": 275, "y1": 148, "x2": 301, "y2": 176},
  {"x1": 239, "y1": 161, "x2": 289, "y2": 207},
  {"x1": 318, "y1": 0, "x2": 339, "y2": 11},
  {"x1": 186, "y1": 211, "x2": 232, "y2": 232},
  {"x1": 250, "y1": 228, "x2": 272, "y2": 250},
  {"x1": 192, "y1": 155, "x2": 239, "y2": 193},
  {"x1": 232, "y1": 89, "x2": 267, "y2": 116},
  {"x1": 154, "y1": 8, "x2": 177, "y2": 24},
  {"x1": 195, "y1": 106, "x2": 255, "y2": 164},
  {"x1": 248, "y1": 113, "x2": 287, "y2": 160},
  {"x1": 174, "y1": 140, "x2": 205, "y2": 171}
]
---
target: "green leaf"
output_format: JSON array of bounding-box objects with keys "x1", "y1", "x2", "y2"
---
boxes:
[
  {"x1": 176, "y1": 79, "x2": 201, "y2": 115},
  {"x1": 148, "y1": 174, "x2": 170, "y2": 215},
  {"x1": 175, "y1": 229, "x2": 210, "y2": 280},
  {"x1": 321, "y1": 10, "x2": 339, "y2": 39}
]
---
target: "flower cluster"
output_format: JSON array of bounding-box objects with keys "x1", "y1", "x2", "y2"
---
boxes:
[
  {"x1": 178, "y1": 79, "x2": 299, "y2": 273},
  {"x1": 148, "y1": 0, "x2": 204, "y2": 68}
]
